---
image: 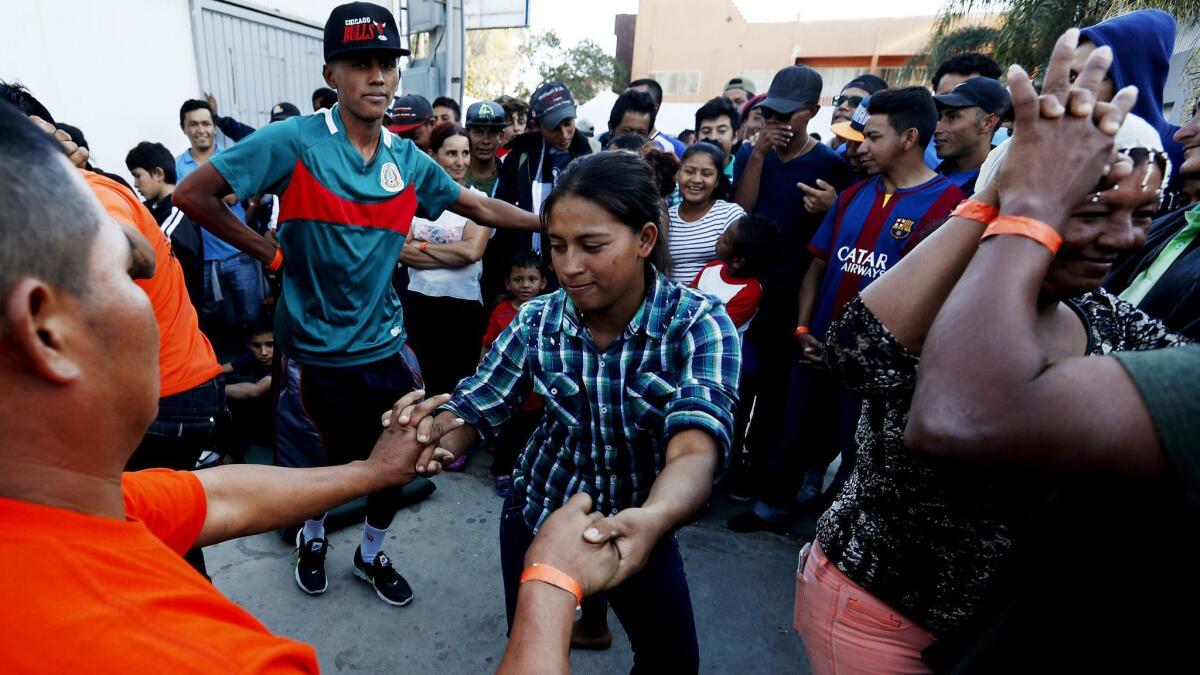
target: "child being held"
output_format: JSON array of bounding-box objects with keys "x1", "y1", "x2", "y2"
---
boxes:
[
  {"x1": 481, "y1": 253, "x2": 547, "y2": 497},
  {"x1": 689, "y1": 213, "x2": 779, "y2": 336}
]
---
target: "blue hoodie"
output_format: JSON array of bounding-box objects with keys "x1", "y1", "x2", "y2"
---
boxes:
[{"x1": 1081, "y1": 9, "x2": 1183, "y2": 195}]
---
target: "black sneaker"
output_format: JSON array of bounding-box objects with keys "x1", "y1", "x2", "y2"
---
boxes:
[
  {"x1": 294, "y1": 530, "x2": 329, "y2": 595},
  {"x1": 352, "y1": 548, "x2": 414, "y2": 607}
]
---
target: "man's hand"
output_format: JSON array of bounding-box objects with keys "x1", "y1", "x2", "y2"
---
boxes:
[
  {"x1": 799, "y1": 179, "x2": 837, "y2": 214},
  {"x1": 582, "y1": 506, "x2": 670, "y2": 587},
  {"x1": 526, "y1": 493, "x2": 619, "y2": 597},
  {"x1": 993, "y1": 28, "x2": 1137, "y2": 227},
  {"x1": 797, "y1": 332, "x2": 824, "y2": 364},
  {"x1": 366, "y1": 391, "x2": 461, "y2": 485},
  {"x1": 379, "y1": 405, "x2": 461, "y2": 476},
  {"x1": 753, "y1": 121, "x2": 792, "y2": 156},
  {"x1": 28, "y1": 116, "x2": 89, "y2": 168},
  {"x1": 205, "y1": 91, "x2": 219, "y2": 116}
]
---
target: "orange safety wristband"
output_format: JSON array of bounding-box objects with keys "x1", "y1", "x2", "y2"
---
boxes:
[
  {"x1": 794, "y1": 326, "x2": 810, "y2": 337},
  {"x1": 268, "y1": 246, "x2": 284, "y2": 272},
  {"x1": 950, "y1": 199, "x2": 999, "y2": 224},
  {"x1": 520, "y1": 563, "x2": 583, "y2": 608},
  {"x1": 418, "y1": 241, "x2": 429, "y2": 253},
  {"x1": 981, "y1": 216, "x2": 1062, "y2": 255}
]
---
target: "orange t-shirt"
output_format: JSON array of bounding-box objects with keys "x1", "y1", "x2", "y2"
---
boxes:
[
  {"x1": 83, "y1": 171, "x2": 221, "y2": 397},
  {"x1": 0, "y1": 470, "x2": 319, "y2": 673}
]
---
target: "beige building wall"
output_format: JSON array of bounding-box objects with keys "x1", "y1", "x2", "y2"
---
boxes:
[{"x1": 630, "y1": 0, "x2": 939, "y2": 105}]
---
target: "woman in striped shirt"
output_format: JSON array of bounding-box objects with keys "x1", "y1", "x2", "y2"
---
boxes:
[{"x1": 667, "y1": 143, "x2": 745, "y2": 284}]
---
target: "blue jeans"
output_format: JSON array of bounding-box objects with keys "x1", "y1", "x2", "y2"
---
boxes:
[
  {"x1": 202, "y1": 253, "x2": 263, "y2": 327},
  {"x1": 499, "y1": 491, "x2": 700, "y2": 674}
]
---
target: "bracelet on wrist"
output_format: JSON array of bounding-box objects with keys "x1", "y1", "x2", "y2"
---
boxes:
[
  {"x1": 520, "y1": 563, "x2": 583, "y2": 608},
  {"x1": 795, "y1": 326, "x2": 810, "y2": 337},
  {"x1": 268, "y1": 246, "x2": 284, "y2": 272},
  {"x1": 950, "y1": 199, "x2": 999, "y2": 224},
  {"x1": 980, "y1": 216, "x2": 1062, "y2": 255}
]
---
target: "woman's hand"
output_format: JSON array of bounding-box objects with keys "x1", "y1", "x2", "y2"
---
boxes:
[{"x1": 993, "y1": 28, "x2": 1137, "y2": 228}]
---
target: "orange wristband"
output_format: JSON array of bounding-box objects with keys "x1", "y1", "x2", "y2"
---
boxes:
[
  {"x1": 794, "y1": 326, "x2": 810, "y2": 336},
  {"x1": 951, "y1": 199, "x2": 999, "y2": 224},
  {"x1": 419, "y1": 241, "x2": 429, "y2": 253},
  {"x1": 268, "y1": 246, "x2": 284, "y2": 272},
  {"x1": 520, "y1": 563, "x2": 583, "y2": 608},
  {"x1": 981, "y1": 216, "x2": 1062, "y2": 255}
]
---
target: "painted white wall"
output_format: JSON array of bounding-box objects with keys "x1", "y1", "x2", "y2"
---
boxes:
[{"x1": 1, "y1": 0, "x2": 202, "y2": 185}]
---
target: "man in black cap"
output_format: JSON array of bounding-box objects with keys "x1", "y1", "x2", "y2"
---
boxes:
[
  {"x1": 175, "y1": 1, "x2": 540, "y2": 609},
  {"x1": 829, "y1": 74, "x2": 888, "y2": 149},
  {"x1": 932, "y1": 76, "x2": 1010, "y2": 195},
  {"x1": 728, "y1": 65, "x2": 853, "y2": 513},
  {"x1": 464, "y1": 100, "x2": 508, "y2": 197},
  {"x1": 386, "y1": 93, "x2": 436, "y2": 152},
  {"x1": 483, "y1": 80, "x2": 592, "y2": 305}
]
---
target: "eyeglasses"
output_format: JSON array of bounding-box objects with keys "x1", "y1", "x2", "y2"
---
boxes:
[
  {"x1": 760, "y1": 108, "x2": 793, "y2": 122},
  {"x1": 833, "y1": 95, "x2": 864, "y2": 108}
]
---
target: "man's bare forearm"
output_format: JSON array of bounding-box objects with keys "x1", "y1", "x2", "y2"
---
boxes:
[
  {"x1": 497, "y1": 583, "x2": 574, "y2": 675},
  {"x1": 175, "y1": 164, "x2": 276, "y2": 262}
]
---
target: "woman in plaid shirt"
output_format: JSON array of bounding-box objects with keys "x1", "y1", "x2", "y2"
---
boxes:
[{"x1": 407, "y1": 152, "x2": 741, "y2": 672}]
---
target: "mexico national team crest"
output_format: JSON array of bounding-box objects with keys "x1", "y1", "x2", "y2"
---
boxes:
[
  {"x1": 380, "y1": 162, "x2": 404, "y2": 192},
  {"x1": 890, "y1": 217, "x2": 915, "y2": 240}
]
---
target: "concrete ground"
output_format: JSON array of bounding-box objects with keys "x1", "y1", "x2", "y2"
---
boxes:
[{"x1": 207, "y1": 457, "x2": 814, "y2": 674}]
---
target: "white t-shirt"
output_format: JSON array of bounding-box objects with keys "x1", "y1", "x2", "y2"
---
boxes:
[
  {"x1": 407, "y1": 187, "x2": 488, "y2": 303},
  {"x1": 666, "y1": 199, "x2": 745, "y2": 285}
]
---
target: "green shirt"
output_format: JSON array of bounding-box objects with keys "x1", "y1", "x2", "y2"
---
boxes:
[
  {"x1": 211, "y1": 105, "x2": 462, "y2": 367},
  {"x1": 464, "y1": 169, "x2": 499, "y2": 197},
  {"x1": 1113, "y1": 344, "x2": 1200, "y2": 513}
]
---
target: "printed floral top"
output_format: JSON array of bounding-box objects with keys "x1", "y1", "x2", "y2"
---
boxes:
[{"x1": 815, "y1": 289, "x2": 1186, "y2": 634}]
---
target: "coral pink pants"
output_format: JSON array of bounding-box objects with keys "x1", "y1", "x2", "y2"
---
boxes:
[{"x1": 794, "y1": 540, "x2": 936, "y2": 675}]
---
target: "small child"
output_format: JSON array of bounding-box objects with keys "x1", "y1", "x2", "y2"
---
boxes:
[
  {"x1": 217, "y1": 318, "x2": 275, "y2": 462},
  {"x1": 479, "y1": 253, "x2": 547, "y2": 495},
  {"x1": 689, "y1": 213, "x2": 779, "y2": 336},
  {"x1": 691, "y1": 213, "x2": 778, "y2": 504}
]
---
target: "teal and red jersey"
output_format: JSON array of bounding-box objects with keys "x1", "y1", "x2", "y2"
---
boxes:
[
  {"x1": 807, "y1": 174, "x2": 964, "y2": 337},
  {"x1": 211, "y1": 105, "x2": 461, "y2": 367}
]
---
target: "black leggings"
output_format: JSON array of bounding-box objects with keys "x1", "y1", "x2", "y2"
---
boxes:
[{"x1": 403, "y1": 291, "x2": 485, "y2": 396}]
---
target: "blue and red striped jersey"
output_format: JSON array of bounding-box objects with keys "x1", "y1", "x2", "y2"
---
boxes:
[{"x1": 807, "y1": 174, "x2": 964, "y2": 337}]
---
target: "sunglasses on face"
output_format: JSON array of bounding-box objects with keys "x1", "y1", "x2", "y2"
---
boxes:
[
  {"x1": 760, "y1": 108, "x2": 794, "y2": 122},
  {"x1": 833, "y1": 95, "x2": 864, "y2": 108}
]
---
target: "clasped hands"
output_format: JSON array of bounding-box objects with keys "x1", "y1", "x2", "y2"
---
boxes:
[{"x1": 375, "y1": 392, "x2": 666, "y2": 594}]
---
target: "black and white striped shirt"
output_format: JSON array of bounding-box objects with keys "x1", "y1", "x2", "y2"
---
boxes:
[{"x1": 666, "y1": 199, "x2": 745, "y2": 285}]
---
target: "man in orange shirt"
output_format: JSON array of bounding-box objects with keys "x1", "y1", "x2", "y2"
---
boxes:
[{"x1": 0, "y1": 102, "x2": 626, "y2": 674}]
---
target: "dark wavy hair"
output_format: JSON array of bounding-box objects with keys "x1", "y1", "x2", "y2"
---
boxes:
[{"x1": 540, "y1": 152, "x2": 669, "y2": 272}]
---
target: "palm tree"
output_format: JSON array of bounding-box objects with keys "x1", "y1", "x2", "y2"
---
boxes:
[{"x1": 919, "y1": 0, "x2": 1200, "y2": 76}]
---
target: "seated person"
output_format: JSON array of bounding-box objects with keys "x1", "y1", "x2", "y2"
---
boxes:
[{"x1": 218, "y1": 318, "x2": 275, "y2": 461}]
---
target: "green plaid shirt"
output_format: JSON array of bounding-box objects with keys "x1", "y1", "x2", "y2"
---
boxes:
[{"x1": 444, "y1": 271, "x2": 741, "y2": 532}]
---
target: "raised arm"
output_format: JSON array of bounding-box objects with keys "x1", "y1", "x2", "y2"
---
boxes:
[
  {"x1": 450, "y1": 187, "x2": 540, "y2": 231},
  {"x1": 175, "y1": 163, "x2": 276, "y2": 264},
  {"x1": 906, "y1": 29, "x2": 1161, "y2": 475}
]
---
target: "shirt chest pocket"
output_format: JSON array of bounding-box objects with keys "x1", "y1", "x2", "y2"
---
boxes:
[
  {"x1": 532, "y1": 373, "x2": 582, "y2": 429},
  {"x1": 624, "y1": 371, "x2": 675, "y2": 431}
]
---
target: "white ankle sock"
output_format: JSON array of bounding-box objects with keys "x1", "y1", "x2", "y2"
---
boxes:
[
  {"x1": 360, "y1": 521, "x2": 388, "y2": 564},
  {"x1": 302, "y1": 516, "x2": 326, "y2": 542}
]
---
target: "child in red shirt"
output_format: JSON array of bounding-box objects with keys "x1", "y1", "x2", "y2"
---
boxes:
[{"x1": 481, "y1": 254, "x2": 547, "y2": 496}]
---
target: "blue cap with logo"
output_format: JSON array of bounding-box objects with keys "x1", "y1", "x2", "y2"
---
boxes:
[{"x1": 830, "y1": 95, "x2": 871, "y2": 143}]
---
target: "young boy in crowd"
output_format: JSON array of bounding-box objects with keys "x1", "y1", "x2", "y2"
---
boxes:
[
  {"x1": 125, "y1": 141, "x2": 205, "y2": 310},
  {"x1": 218, "y1": 318, "x2": 275, "y2": 462},
  {"x1": 481, "y1": 254, "x2": 547, "y2": 497},
  {"x1": 691, "y1": 214, "x2": 779, "y2": 504},
  {"x1": 690, "y1": 213, "x2": 777, "y2": 335}
]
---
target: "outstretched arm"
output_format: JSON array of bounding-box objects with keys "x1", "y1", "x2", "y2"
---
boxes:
[{"x1": 450, "y1": 187, "x2": 540, "y2": 231}]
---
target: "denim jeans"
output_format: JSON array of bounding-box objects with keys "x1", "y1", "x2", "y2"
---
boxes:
[
  {"x1": 499, "y1": 491, "x2": 700, "y2": 674},
  {"x1": 202, "y1": 252, "x2": 263, "y2": 327}
]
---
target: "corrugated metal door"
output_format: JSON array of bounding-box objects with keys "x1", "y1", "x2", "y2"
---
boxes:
[{"x1": 190, "y1": 0, "x2": 326, "y2": 141}]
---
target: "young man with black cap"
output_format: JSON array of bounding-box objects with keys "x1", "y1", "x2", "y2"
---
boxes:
[
  {"x1": 464, "y1": 100, "x2": 508, "y2": 197},
  {"x1": 484, "y1": 80, "x2": 592, "y2": 305},
  {"x1": 728, "y1": 66, "x2": 853, "y2": 510},
  {"x1": 829, "y1": 74, "x2": 888, "y2": 149},
  {"x1": 175, "y1": 1, "x2": 540, "y2": 608},
  {"x1": 933, "y1": 76, "x2": 1009, "y2": 195},
  {"x1": 386, "y1": 93, "x2": 436, "y2": 152}
]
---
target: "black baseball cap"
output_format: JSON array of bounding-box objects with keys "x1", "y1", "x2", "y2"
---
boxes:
[
  {"x1": 465, "y1": 101, "x2": 508, "y2": 128},
  {"x1": 324, "y1": 2, "x2": 408, "y2": 62},
  {"x1": 530, "y1": 81, "x2": 577, "y2": 130},
  {"x1": 755, "y1": 66, "x2": 823, "y2": 115},
  {"x1": 933, "y1": 77, "x2": 1010, "y2": 114},
  {"x1": 269, "y1": 102, "x2": 301, "y2": 122},
  {"x1": 386, "y1": 94, "x2": 433, "y2": 132},
  {"x1": 843, "y1": 74, "x2": 888, "y2": 95}
]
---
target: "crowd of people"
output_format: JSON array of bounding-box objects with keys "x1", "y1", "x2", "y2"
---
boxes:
[{"x1": 1, "y1": 1, "x2": 1198, "y2": 672}]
